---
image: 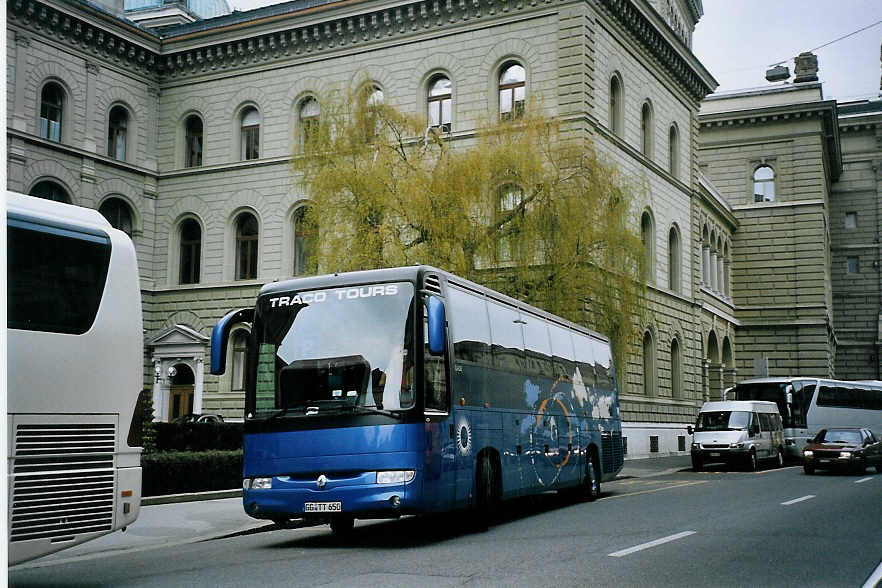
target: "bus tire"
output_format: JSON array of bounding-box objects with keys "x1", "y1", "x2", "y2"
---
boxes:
[
  {"x1": 330, "y1": 516, "x2": 354, "y2": 536},
  {"x1": 584, "y1": 453, "x2": 601, "y2": 501},
  {"x1": 475, "y1": 453, "x2": 500, "y2": 529}
]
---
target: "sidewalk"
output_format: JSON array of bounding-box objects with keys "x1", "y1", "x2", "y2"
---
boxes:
[{"x1": 15, "y1": 455, "x2": 692, "y2": 569}]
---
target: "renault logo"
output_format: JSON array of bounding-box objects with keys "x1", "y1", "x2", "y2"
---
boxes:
[{"x1": 316, "y1": 475, "x2": 327, "y2": 489}]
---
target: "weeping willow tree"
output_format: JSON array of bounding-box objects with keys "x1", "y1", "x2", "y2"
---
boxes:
[{"x1": 292, "y1": 84, "x2": 645, "y2": 363}]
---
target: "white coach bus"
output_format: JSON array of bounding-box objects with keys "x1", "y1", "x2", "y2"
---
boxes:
[{"x1": 7, "y1": 191, "x2": 143, "y2": 564}]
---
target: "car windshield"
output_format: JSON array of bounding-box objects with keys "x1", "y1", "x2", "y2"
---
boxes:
[
  {"x1": 695, "y1": 410, "x2": 750, "y2": 432},
  {"x1": 816, "y1": 430, "x2": 862, "y2": 445},
  {"x1": 248, "y1": 282, "x2": 415, "y2": 418}
]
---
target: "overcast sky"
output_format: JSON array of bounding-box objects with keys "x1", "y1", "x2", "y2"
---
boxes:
[{"x1": 228, "y1": 0, "x2": 882, "y2": 102}]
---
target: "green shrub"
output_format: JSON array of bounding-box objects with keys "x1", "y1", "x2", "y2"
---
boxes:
[
  {"x1": 154, "y1": 422, "x2": 243, "y2": 452},
  {"x1": 142, "y1": 450, "x2": 242, "y2": 496}
]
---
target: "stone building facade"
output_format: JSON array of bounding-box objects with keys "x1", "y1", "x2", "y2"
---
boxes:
[{"x1": 6, "y1": 0, "x2": 879, "y2": 456}]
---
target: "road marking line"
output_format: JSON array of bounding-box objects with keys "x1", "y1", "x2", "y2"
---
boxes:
[
  {"x1": 855, "y1": 477, "x2": 873, "y2": 484},
  {"x1": 862, "y1": 559, "x2": 882, "y2": 588},
  {"x1": 781, "y1": 495, "x2": 815, "y2": 506},
  {"x1": 599, "y1": 480, "x2": 708, "y2": 501},
  {"x1": 755, "y1": 466, "x2": 800, "y2": 474},
  {"x1": 608, "y1": 531, "x2": 696, "y2": 557}
]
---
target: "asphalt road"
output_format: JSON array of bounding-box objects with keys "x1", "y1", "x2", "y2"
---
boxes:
[{"x1": 10, "y1": 465, "x2": 882, "y2": 587}]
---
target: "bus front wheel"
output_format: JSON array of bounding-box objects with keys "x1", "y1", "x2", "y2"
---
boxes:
[{"x1": 330, "y1": 516, "x2": 354, "y2": 536}]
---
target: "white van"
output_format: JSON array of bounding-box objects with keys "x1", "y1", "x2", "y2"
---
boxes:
[{"x1": 688, "y1": 401, "x2": 785, "y2": 471}]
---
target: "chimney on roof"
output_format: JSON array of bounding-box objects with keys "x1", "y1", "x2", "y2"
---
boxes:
[
  {"x1": 793, "y1": 51, "x2": 819, "y2": 83},
  {"x1": 765, "y1": 65, "x2": 790, "y2": 83}
]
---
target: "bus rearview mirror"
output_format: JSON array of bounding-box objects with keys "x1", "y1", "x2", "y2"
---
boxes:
[
  {"x1": 427, "y1": 296, "x2": 446, "y2": 355},
  {"x1": 210, "y1": 307, "x2": 255, "y2": 375}
]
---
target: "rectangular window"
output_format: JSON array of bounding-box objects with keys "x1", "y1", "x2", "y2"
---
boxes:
[
  {"x1": 678, "y1": 435, "x2": 686, "y2": 452},
  {"x1": 649, "y1": 435, "x2": 659, "y2": 453},
  {"x1": 8, "y1": 217, "x2": 111, "y2": 334},
  {"x1": 241, "y1": 126, "x2": 259, "y2": 160},
  {"x1": 847, "y1": 256, "x2": 859, "y2": 274},
  {"x1": 845, "y1": 212, "x2": 857, "y2": 230},
  {"x1": 622, "y1": 437, "x2": 628, "y2": 455}
]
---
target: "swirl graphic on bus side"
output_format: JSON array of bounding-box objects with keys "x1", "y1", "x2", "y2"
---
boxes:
[{"x1": 529, "y1": 376, "x2": 574, "y2": 487}]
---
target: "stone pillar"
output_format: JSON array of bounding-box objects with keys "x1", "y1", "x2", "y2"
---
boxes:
[
  {"x1": 83, "y1": 60, "x2": 101, "y2": 154},
  {"x1": 702, "y1": 359, "x2": 710, "y2": 402},
  {"x1": 12, "y1": 32, "x2": 31, "y2": 132},
  {"x1": 707, "y1": 362, "x2": 722, "y2": 401},
  {"x1": 152, "y1": 359, "x2": 164, "y2": 423},
  {"x1": 702, "y1": 246, "x2": 710, "y2": 285},
  {"x1": 724, "y1": 367, "x2": 738, "y2": 393},
  {"x1": 194, "y1": 357, "x2": 205, "y2": 415}
]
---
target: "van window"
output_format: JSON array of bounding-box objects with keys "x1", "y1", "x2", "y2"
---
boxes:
[
  {"x1": 695, "y1": 410, "x2": 750, "y2": 432},
  {"x1": 8, "y1": 217, "x2": 111, "y2": 334}
]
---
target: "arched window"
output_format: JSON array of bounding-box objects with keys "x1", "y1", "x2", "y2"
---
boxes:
[
  {"x1": 185, "y1": 115, "x2": 203, "y2": 167},
  {"x1": 723, "y1": 242, "x2": 730, "y2": 297},
  {"x1": 671, "y1": 338, "x2": 682, "y2": 399},
  {"x1": 235, "y1": 212, "x2": 259, "y2": 280},
  {"x1": 98, "y1": 197, "x2": 133, "y2": 236},
  {"x1": 231, "y1": 330, "x2": 249, "y2": 391},
  {"x1": 609, "y1": 74, "x2": 623, "y2": 136},
  {"x1": 668, "y1": 225, "x2": 681, "y2": 293},
  {"x1": 641, "y1": 101, "x2": 653, "y2": 157},
  {"x1": 29, "y1": 180, "x2": 70, "y2": 203},
  {"x1": 179, "y1": 218, "x2": 201, "y2": 285},
  {"x1": 240, "y1": 107, "x2": 260, "y2": 161},
  {"x1": 641, "y1": 211, "x2": 655, "y2": 283},
  {"x1": 40, "y1": 83, "x2": 64, "y2": 142},
  {"x1": 499, "y1": 63, "x2": 525, "y2": 120},
  {"x1": 427, "y1": 75, "x2": 452, "y2": 132},
  {"x1": 107, "y1": 105, "x2": 128, "y2": 160},
  {"x1": 299, "y1": 97, "x2": 320, "y2": 147},
  {"x1": 643, "y1": 330, "x2": 656, "y2": 396},
  {"x1": 753, "y1": 165, "x2": 775, "y2": 202},
  {"x1": 363, "y1": 85, "x2": 385, "y2": 140},
  {"x1": 668, "y1": 124, "x2": 679, "y2": 177},
  {"x1": 701, "y1": 225, "x2": 710, "y2": 286},
  {"x1": 497, "y1": 184, "x2": 524, "y2": 261},
  {"x1": 292, "y1": 206, "x2": 316, "y2": 276}
]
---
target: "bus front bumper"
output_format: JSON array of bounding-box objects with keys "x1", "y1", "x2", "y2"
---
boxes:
[{"x1": 242, "y1": 470, "x2": 422, "y2": 521}]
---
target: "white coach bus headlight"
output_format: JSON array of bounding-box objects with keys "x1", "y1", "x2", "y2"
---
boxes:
[
  {"x1": 376, "y1": 471, "x2": 415, "y2": 484},
  {"x1": 249, "y1": 477, "x2": 273, "y2": 489}
]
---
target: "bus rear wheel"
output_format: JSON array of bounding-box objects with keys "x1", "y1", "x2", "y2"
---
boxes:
[{"x1": 475, "y1": 453, "x2": 500, "y2": 529}]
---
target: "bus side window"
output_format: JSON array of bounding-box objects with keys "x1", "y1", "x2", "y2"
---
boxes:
[{"x1": 424, "y1": 303, "x2": 448, "y2": 412}]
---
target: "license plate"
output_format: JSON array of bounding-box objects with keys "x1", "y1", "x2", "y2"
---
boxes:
[
  {"x1": 819, "y1": 459, "x2": 830, "y2": 464},
  {"x1": 710, "y1": 452, "x2": 720, "y2": 457},
  {"x1": 304, "y1": 502, "x2": 342, "y2": 513}
]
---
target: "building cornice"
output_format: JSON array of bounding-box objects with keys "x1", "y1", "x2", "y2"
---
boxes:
[
  {"x1": 11, "y1": 0, "x2": 716, "y2": 101},
  {"x1": 596, "y1": 0, "x2": 716, "y2": 101},
  {"x1": 8, "y1": 0, "x2": 161, "y2": 76}
]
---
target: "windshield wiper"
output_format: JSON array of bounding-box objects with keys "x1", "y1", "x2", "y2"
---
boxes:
[{"x1": 347, "y1": 405, "x2": 403, "y2": 419}]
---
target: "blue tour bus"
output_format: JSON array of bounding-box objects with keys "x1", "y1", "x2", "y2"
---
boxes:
[{"x1": 211, "y1": 266, "x2": 623, "y2": 533}]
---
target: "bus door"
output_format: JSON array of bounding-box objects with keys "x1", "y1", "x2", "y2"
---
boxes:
[{"x1": 423, "y1": 294, "x2": 456, "y2": 511}]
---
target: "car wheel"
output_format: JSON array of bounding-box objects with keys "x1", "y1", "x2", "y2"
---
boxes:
[
  {"x1": 746, "y1": 450, "x2": 757, "y2": 472},
  {"x1": 584, "y1": 453, "x2": 601, "y2": 501},
  {"x1": 330, "y1": 516, "x2": 354, "y2": 536},
  {"x1": 853, "y1": 458, "x2": 867, "y2": 475},
  {"x1": 775, "y1": 448, "x2": 784, "y2": 468},
  {"x1": 691, "y1": 456, "x2": 703, "y2": 472},
  {"x1": 803, "y1": 464, "x2": 815, "y2": 475}
]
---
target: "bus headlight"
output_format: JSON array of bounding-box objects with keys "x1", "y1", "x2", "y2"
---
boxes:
[
  {"x1": 250, "y1": 477, "x2": 273, "y2": 489},
  {"x1": 376, "y1": 470, "x2": 415, "y2": 484}
]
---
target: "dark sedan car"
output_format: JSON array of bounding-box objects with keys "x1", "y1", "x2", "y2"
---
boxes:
[{"x1": 803, "y1": 427, "x2": 882, "y2": 475}]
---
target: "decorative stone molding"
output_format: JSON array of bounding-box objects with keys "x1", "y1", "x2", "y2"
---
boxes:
[
  {"x1": 8, "y1": 0, "x2": 158, "y2": 74},
  {"x1": 85, "y1": 60, "x2": 100, "y2": 75},
  {"x1": 23, "y1": 159, "x2": 81, "y2": 201}
]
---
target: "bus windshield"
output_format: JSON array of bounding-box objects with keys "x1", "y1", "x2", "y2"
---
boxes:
[
  {"x1": 695, "y1": 410, "x2": 750, "y2": 432},
  {"x1": 249, "y1": 282, "x2": 415, "y2": 418}
]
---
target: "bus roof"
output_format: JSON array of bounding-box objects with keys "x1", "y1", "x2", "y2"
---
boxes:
[
  {"x1": 6, "y1": 190, "x2": 112, "y2": 232},
  {"x1": 259, "y1": 265, "x2": 611, "y2": 344}
]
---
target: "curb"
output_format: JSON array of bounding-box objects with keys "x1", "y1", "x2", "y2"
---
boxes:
[{"x1": 142, "y1": 489, "x2": 242, "y2": 506}]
